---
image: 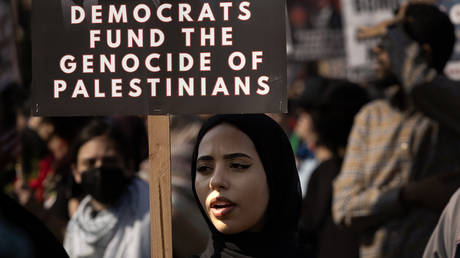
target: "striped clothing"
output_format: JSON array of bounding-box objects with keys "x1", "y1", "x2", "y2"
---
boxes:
[{"x1": 333, "y1": 95, "x2": 460, "y2": 258}]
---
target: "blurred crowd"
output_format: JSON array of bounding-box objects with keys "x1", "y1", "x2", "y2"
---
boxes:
[{"x1": 1, "y1": 0, "x2": 460, "y2": 258}]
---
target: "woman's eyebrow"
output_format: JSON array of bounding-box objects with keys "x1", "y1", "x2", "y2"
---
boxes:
[
  {"x1": 197, "y1": 155, "x2": 214, "y2": 162},
  {"x1": 223, "y1": 153, "x2": 251, "y2": 160}
]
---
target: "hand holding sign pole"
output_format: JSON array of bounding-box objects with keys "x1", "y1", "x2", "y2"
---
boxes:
[{"x1": 33, "y1": 0, "x2": 286, "y2": 256}]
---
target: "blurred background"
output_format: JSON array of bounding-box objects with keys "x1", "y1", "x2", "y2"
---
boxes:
[{"x1": 1, "y1": 0, "x2": 460, "y2": 257}]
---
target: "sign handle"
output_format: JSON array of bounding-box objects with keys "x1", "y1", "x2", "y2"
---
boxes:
[{"x1": 148, "y1": 115, "x2": 172, "y2": 258}]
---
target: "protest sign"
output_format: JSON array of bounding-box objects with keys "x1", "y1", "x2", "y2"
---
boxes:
[
  {"x1": 341, "y1": 0, "x2": 400, "y2": 81},
  {"x1": 286, "y1": 0, "x2": 344, "y2": 61},
  {"x1": 32, "y1": 0, "x2": 286, "y2": 116},
  {"x1": 32, "y1": 1, "x2": 287, "y2": 257}
]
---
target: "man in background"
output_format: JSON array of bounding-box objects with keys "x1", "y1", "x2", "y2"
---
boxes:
[{"x1": 333, "y1": 3, "x2": 460, "y2": 258}]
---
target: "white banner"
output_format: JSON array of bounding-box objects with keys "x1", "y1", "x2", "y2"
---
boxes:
[{"x1": 342, "y1": 0, "x2": 400, "y2": 81}]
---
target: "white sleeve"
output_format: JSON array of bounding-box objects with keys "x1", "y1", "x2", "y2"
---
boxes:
[
  {"x1": 63, "y1": 220, "x2": 75, "y2": 258},
  {"x1": 141, "y1": 211, "x2": 151, "y2": 258},
  {"x1": 423, "y1": 189, "x2": 460, "y2": 258}
]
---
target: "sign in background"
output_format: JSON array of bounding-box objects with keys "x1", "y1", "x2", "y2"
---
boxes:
[
  {"x1": 341, "y1": 0, "x2": 400, "y2": 82},
  {"x1": 342, "y1": 0, "x2": 460, "y2": 82},
  {"x1": 32, "y1": 0, "x2": 286, "y2": 116},
  {"x1": 287, "y1": 0, "x2": 345, "y2": 61},
  {"x1": 438, "y1": 0, "x2": 460, "y2": 80}
]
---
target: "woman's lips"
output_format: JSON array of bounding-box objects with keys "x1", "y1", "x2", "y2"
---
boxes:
[{"x1": 209, "y1": 197, "x2": 236, "y2": 219}]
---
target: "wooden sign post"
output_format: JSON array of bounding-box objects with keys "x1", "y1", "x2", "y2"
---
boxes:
[{"x1": 148, "y1": 115, "x2": 172, "y2": 258}]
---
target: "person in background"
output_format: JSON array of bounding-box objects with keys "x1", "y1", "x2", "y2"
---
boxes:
[
  {"x1": 292, "y1": 76, "x2": 329, "y2": 197},
  {"x1": 64, "y1": 119, "x2": 150, "y2": 258},
  {"x1": 110, "y1": 116, "x2": 148, "y2": 174},
  {"x1": 191, "y1": 114, "x2": 302, "y2": 257},
  {"x1": 11, "y1": 116, "x2": 91, "y2": 242},
  {"x1": 296, "y1": 79, "x2": 369, "y2": 258},
  {"x1": 0, "y1": 191, "x2": 69, "y2": 258},
  {"x1": 169, "y1": 115, "x2": 210, "y2": 258},
  {"x1": 0, "y1": 83, "x2": 26, "y2": 189},
  {"x1": 423, "y1": 188, "x2": 460, "y2": 258},
  {"x1": 333, "y1": 3, "x2": 460, "y2": 258}
]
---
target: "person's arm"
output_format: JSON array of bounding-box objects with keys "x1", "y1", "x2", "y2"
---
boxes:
[
  {"x1": 332, "y1": 109, "x2": 406, "y2": 233},
  {"x1": 399, "y1": 170, "x2": 460, "y2": 212},
  {"x1": 423, "y1": 189, "x2": 460, "y2": 258}
]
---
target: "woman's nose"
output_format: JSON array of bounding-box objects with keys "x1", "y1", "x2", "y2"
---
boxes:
[{"x1": 209, "y1": 165, "x2": 229, "y2": 190}]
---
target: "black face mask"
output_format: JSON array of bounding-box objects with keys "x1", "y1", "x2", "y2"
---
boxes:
[{"x1": 80, "y1": 166, "x2": 130, "y2": 205}]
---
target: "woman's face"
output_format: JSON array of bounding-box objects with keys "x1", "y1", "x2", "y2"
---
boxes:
[
  {"x1": 72, "y1": 135, "x2": 125, "y2": 183},
  {"x1": 295, "y1": 111, "x2": 318, "y2": 150},
  {"x1": 195, "y1": 124, "x2": 270, "y2": 234}
]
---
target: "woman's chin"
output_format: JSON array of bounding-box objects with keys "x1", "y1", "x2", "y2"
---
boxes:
[{"x1": 212, "y1": 220, "x2": 241, "y2": 235}]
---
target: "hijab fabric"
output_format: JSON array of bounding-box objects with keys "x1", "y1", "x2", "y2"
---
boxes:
[{"x1": 191, "y1": 114, "x2": 302, "y2": 258}]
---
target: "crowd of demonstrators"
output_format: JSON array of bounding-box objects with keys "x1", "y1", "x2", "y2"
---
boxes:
[
  {"x1": 1, "y1": 109, "x2": 207, "y2": 257},
  {"x1": 332, "y1": 3, "x2": 460, "y2": 258},
  {"x1": 14, "y1": 117, "x2": 93, "y2": 240},
  {"x1": 1, "y1": 0, "x2": 460, "y2": 258}
]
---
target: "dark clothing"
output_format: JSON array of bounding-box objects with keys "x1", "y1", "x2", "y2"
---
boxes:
[
  {"x1": 411, "y1": 75, "x2": 460, "y2": 137},
  {"x1": 198, "y1": 232, "x2": 298, "y2": 258},
  {"x1": 191, "y1": 114, "x2": 302, "y2": 258},
  {"x1": 0, "y1": 192, "x2": 69, "y2": 258},
  {"x1": 299, "y1": 158, "x2": 359, "y2": 258}
]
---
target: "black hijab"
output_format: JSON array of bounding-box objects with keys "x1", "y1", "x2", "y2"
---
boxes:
[{"x1": 191, "y1": 114, "x2": 302, "y2": 258}]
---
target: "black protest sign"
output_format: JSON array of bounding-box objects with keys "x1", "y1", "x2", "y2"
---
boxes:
[{"x1": 32, "y1": 0, "x2": 287, "y2": 116}]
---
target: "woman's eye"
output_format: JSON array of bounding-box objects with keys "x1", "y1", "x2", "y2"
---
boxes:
[
  {"x1": 230, "y1": 163, "x2": 251, "y2": 170},
  {"x1": 197, "y1": 165, "x2": 212, "y2": 173}
]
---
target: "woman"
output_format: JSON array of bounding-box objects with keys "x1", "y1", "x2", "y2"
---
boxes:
[
  {"x1": 295, "y1": 79, "x2": 369, "y2": 258},
  {"x1": 191, "y1": 114, "x2": 302, "y2": 257},
  {"x1": 64, "y1": 119, "x2": 150, "y2": 258}
]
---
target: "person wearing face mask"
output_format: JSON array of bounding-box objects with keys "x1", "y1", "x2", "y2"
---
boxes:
[
  {"x1": 191, "y1": 114, "x2": 302, "y2": 258},
  {"x1": 63, "y1": 119, "x2": 150, "y2": 258}
]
